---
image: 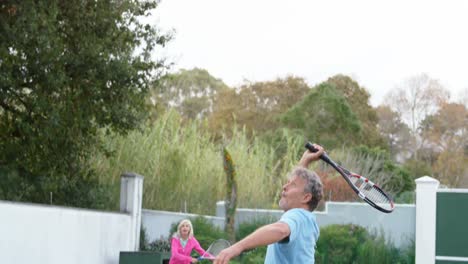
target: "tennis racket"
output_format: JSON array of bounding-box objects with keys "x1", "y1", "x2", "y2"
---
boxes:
[
  {"x1": 198, "y1": 239, "x2": 231, "y2": 261},
  {"x1": 305, "y1": 142, "x2": 394, "y2": 213}
]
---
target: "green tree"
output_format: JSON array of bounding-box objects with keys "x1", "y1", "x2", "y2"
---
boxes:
[
  {"x1": 209, "y1": 76, "x2": 310, "y2": 138},
  {"x1": 0, "y1": 0, "x2": 169, "y2": 207},
  {"x1": 281, "y1": 82, "x2": 362, "y2": 149},
  {"x1": 420, "y1": 103, "x2": 468, "y2": 186},
  {"x1": 150, "y1": 68, "x2": 229, "y2": 120},
  {"x1": 326, "y1": 75, "x2": 385, "y2": 148}
]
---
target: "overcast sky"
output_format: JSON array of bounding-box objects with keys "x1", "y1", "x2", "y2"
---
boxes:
[{"x1": 152, "y1": 0, "x2": 468, "y2": 106}]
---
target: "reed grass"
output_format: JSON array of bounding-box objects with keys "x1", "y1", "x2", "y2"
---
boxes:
[
  {"x1": 90, "y1": 111, "x2": 405, "y2": 214},
  {"x1": 90, "y1": 111, "x2": 304, "y2": 214}
]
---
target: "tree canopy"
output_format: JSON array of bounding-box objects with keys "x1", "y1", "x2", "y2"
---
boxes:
[
  {"x1": 209, "y1": 76, "x2": 310, "y2": 137},
  {"x1": 150, "y1": 68, "x2": 229, "y2": 120},
  {"x1": 281, "y1": 82, "x2": 362, "y2": 149},
  {"x1": 0, "y1": 0, "x2": 169, "y2": 207},
  {"x1": 326, "y1": 75, "x2": 385, "y2": 148}
]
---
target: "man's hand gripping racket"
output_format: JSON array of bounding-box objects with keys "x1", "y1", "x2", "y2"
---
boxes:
[{"x1": 305, "y1": 142, "x2": 394, "y2": 213}]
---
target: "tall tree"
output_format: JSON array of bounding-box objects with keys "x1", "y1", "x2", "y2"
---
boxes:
[
  {"x1": 281, "y1": 82, "x2": 362, "y2": 149},
  {"x1": 0, "y1": 0, "x2": 169, "y2": 207},
  {"x1": 375, "y1": 106, "x2": 413, "y2": 161},
  {"x1": 382, "y1": 73, "x2": 449, "y2": 159},
  {"x1": 150, "y1": 68, "x2": 229, "y2": 120},
  {"x1": 421, "y1": 103, "x2": 468, "y2": 186},
  {"x1": 383, "y1": 74, "x2": 449, "y2": 133},
  {"x1": 326, "y1": 75, "x2": 385, "y2": 148},
  {"x1": 209, "y1": 76, "x2": 310, "y2": 137}
]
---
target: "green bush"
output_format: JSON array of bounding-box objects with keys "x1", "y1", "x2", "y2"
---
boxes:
[
  {"x1": 316, "y1": 224, "x2": 368, "y2": 264},
  {"x1": 316, "y1": 224, "x2": 415, "y2": 264},
  {"x1": 148, "y1": 237, "x2": 171, "y2": 252},
  {"x1": 140, "y1": 225, "x2": 171, "y2": 252},
  {"x1": 140, "y1": 225, "x2": 150, "y2": 250},
  {"x1": 355, "y1": 233, "x2": 398, "y2": 264},
  {"x1": 236, "y1": 217, "x2": 273, "y2": 263}
]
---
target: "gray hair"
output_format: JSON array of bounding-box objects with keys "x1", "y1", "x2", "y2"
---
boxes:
[{"x1": 291, "y1": 167, "x2": 323, "y2": 211}]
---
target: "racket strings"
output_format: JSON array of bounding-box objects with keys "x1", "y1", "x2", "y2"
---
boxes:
[
  {"x1": 203, "y1": 239, "x2": 231, "y2": 258},
  {"x1": 350, "y1": 176, "x2": 392, "y2": 210}
]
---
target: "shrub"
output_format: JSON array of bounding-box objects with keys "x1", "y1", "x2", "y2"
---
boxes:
[
  {"x1": 236, "y1": 217, "x2": 273, "y2": 263},
  {"x1": 316, "y1": 224, "x2": 368, "y2": 264},
  {"x1": 148, "y1": 237, "x2": 171, "y2": 252},
  {"x1": 316, "y1": 224, "x2": 415, "y2": 264},
  {"x1": 355, "y1": 232, "x2": 398, "y2": 264},
  {"x1": 140, "y1": 225, "x2": 150, "y2": 251}
]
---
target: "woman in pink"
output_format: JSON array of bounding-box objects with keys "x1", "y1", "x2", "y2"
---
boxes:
[{"x1": 169, "y1": 219, "x2": 208, "y2": 264}]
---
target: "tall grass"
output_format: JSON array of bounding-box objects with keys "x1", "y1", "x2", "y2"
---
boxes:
[
  {"x1": 90, "y1": 111, "x2": 304, "y2": 214},
  {"x1": 90, "y1": 111, "x2": 407, "y2": 213}
]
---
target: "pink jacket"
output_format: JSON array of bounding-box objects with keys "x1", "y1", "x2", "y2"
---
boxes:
[{"x1": 169, "y1": 236, "x2": 207, "y2": 264}]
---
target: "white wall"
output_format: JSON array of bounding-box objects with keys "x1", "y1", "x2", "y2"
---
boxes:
[
  {"x1": 230, "y1": 201, "x2": 415, "y2": 248},
  {"x1": 0, "y1": 201, "x2": 131, "y2": 264},
  {"x1": 0, "y1": 173, "x2": 143, "y2": 264},
  {"x1": 143, "y1": 201, "x2": 415, "y2": 248},
  {"x1": 316, "y1": 202, "x2": 415, "y2": 248}
]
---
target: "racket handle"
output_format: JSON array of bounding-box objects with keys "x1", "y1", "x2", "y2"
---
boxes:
[
  {"x1": 304, "y1": 142, "x2": 332, "y2": 164},
  {"x1": 305, "y1": 142, "x2": 318, "y2": 152}
]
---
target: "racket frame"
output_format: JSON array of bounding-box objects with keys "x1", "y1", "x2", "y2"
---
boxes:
[{"x1": 305, "y1": 142, "x2": 394, "y2": 213}]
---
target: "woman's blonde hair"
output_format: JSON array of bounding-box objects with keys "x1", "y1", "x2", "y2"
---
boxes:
[{"x1": 173, "y1": 219, "x2": 194, "y2": 238}]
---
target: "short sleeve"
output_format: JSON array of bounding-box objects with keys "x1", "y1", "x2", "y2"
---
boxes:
[{"x1": 278, "y1": 209, "x2": 301, "y2": 242}]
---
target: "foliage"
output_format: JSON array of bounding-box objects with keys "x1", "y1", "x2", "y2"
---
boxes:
[
  {"x1": 376, "y1": 106, "x2": 413, "y2": 159},
  {"x1": 316, "y1": 224, "x2": 368, "y2": 264},
  {"x1": 394, "y1": 191, "x2": 415, "y2": 204},
  {"x1": 208, "y1": 76, "x2": 310, "y2": 138},
  {"x1": 150, "y1": 68, "x2": 229, "y2": 120},
  {"x1": 235, "y1": 217, "x2": 272, "y2": 263},
  {"x1": 0, "y1": 0, "x2": 169, "y2": 207},
  {"x1": 319, "y1": 170, "x2": 357, "y2": 203},
  {"x1": 316, "y1": 224, "x2": 414, "y2": 264},
  {"x1": 140, "y1": 226, "x2": 150, "y2": 251},
  {"x1": 148, "y1": 237, "x2": 171, "y2": 252},
  {"x1": 91, "y1": 110, "x2": 224, "y2": 212},
  {"x1": 402, "y1": 159, "x2": 433, "y2": 180},
  {"x1": 281, "y1": 82, "x2": 362, "y2": 149},
  {"x1": 355, "y1": 233, "x2": 402, "y2": 264},
  {"x1": 90, "y1": 110, "x2": 304, "y2": 213},
  {"x1": 383, "y1": 73, "x2": 449, "y2": 161},
  {"x1": 326, "y1": 75, "x2": 386, "y2": 148},
  {"x1": 420, "y1": 102, "x2": 467, "y2": 187},
  {"x1": 140, "y1": 226, "x2": 171, "y2": 252},
  {"x1": 169, "y1": 216, "x2": 227, "y2": 250},
  {"x1": 223, "y1": 147, "x2": 238, "y2": 243}
]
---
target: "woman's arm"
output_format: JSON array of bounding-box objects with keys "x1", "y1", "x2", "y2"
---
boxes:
[{"x1": 192, "y1": 237, "x2": 208, "y2": 257}]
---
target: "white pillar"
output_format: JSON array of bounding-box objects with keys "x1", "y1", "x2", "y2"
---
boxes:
[
  {"x1": 120, "y1": 172, "x2": 144, "y2": 251},
  {"x1": 415, "y1": 176, "x2": 439, "y2": 264}
]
